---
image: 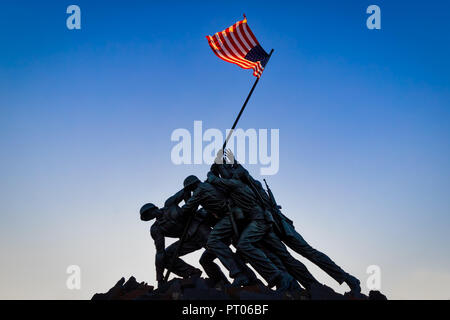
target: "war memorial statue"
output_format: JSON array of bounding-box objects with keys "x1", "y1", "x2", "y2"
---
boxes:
[
  {"x1": 137, "y1": 149, "x2": 363, "y2": 298},
  {"x1": 92, "y1": 15, "x2": 388, "y2": 302},
  {"x1": 133, "y1": 15, "x2": 365, "y2": 299}
]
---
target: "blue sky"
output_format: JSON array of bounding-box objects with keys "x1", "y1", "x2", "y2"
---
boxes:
[{"x1": 0, "y1": 0, "x2": 449, "y2": 299}]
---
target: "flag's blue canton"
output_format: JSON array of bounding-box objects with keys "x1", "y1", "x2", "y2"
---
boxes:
[{"x1": 244, "y1": 44, "x2": 270, "y2": 67}]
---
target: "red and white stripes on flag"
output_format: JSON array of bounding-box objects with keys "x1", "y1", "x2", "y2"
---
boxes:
[{"x1": 206, "y1": 17, "x2": 269, "y2": 78}]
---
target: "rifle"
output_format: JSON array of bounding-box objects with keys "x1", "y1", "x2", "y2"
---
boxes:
[
  {"x1": 263, "y1": 179, "x2": 293, "y2": 225},
  {"x1": 243, "y1": 176, "x2": 283, "y2": 235}
]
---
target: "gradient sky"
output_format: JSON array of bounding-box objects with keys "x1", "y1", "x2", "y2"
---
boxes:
[{"x1": 1, "y1": 0, "x2": 449, "y2": 299}]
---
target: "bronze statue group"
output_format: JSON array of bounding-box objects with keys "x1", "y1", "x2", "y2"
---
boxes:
[{"x1": 140, "y1": 149, "x2": 361, "y2": 295}]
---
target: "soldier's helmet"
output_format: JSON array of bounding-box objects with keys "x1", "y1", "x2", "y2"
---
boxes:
[
  {"x1": 183, "y1": 175, "x2": 200, "y2": 190},
  {"x1": 140, "y1": 203, "x2": 159, "y2": 221}
]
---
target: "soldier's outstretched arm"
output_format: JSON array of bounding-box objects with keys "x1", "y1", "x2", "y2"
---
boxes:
[
  {"x1": 225, "y1": 149, "x2": 255, "y2": 181},
  {"x1": 207, "y1": 171, "x2": 240, "y2": 191},
  {"x1": 181, "y1": 186, "x2": 203, "y2": 214},
  {"x1": 210, "y1": 162, "x2": 232, "y2": 179},
  {"x1": 164, "y1": 189, "x2": 185, "y2": 208},
  {"x1": 225, "y1": 149, "x2": 237, "y2": 165}
]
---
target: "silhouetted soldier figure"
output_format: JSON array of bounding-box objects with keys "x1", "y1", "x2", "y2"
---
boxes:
[
  {"x1": 140, "y1": 178, "x2": 228, "y2": 288},
  {"x1": 181, "y1": 175, "x2": 259, "y2": 287},
  {"x1": 223, "y1": 150, "x2": 361, "y2": 294},
  {"x1": 206, "y1": 169, "x2": 309, "y2": 291}
]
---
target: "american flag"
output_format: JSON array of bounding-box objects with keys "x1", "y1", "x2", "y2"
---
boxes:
[{"x1": 206, "y1": 16, "x2": 270, "y2": 78}]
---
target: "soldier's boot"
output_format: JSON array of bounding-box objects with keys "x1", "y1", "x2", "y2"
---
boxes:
[
  {"x1": 230, "y1": 272, "x2": 252, "y2": 287},
  {"x1": 187, "y1": 269, "x2": 203, "y2": 279},
  {"x1": 207, "y1": 278, "x2": 231, "y2": 288},
  {"x1": 274, "y1": 273, "x2": 296, "y2": 293},
  {"x1": 344, "y1": 273, "x2": 361, "y2": 294},
  {"x1": 288, "y1": 278, "x2": 303, "y2": 292},
  {"x1": 242, "y1": 267, "x2": 262, "y2": 286}
]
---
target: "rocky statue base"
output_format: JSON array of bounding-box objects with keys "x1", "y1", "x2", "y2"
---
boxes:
[{"x1": 92, "y1": 276, "x2": 387, "y2": 300}]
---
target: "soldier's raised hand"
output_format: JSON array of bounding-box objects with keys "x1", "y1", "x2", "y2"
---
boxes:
[
  {"x1": 225, "y1": 148, "x2": 236, "y2": 164},
  {"x1": 214, "y1": 149, "x2": 225, "y2": 164}
]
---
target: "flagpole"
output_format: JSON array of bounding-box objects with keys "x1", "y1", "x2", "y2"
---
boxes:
[
  {"x1": 165, "y1": 49, "x2": 274, "y2": 283},
  {"x1": 222, "y1": 49, "x2": 274, "y2": 151}
]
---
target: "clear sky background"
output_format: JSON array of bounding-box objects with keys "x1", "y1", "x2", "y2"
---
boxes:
[{"x1": 1, "y1": 0, "x2": 449, "y2": 299}]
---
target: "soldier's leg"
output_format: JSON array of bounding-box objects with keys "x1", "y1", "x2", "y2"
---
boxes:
[
  {"x1": 262, "y1": 229, "x2": 319, "y2": 289},
  {"x1": 232, "y1": 254, "x2": 260, "y2": 284},
  {"x1": 283, "y1": 224, "x2": 361, "y2": 292},
  {"x1": 283, "y1": 224, "x2": 348, "y2": 284},
  {"x1": 257, "y1": 243, "x2": 287, "y2": 272},
  {"x1": 235, "y1": 219, "x2": 282, "y2": 285},
  {"x1": 199, "y1": 249, "x2": 230, "y2": 285},
  {"x1": 206, "y1": 216, "x2": 242, "y2": 278},
  {"x1": 164, "y1": 239, "x2": 202, "y2": 278},
  {"x1": 192, "y1": 223, "x2": 229, "y2": 284}
]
